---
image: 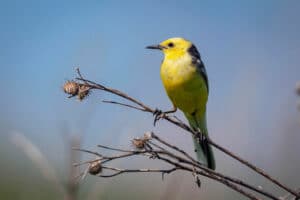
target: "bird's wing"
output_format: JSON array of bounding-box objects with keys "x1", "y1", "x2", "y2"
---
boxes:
[{"x1": 187, "y1": 44, "x2": 209, "y2": 94}]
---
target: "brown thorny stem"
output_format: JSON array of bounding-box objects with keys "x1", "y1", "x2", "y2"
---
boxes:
[{"x1": 70, "y1": 68, "x2": 299, "y2": 200}]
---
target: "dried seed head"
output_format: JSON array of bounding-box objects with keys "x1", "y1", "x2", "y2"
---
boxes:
[
  {"x1": 144, "y1": 131, "x2": 153, "y2": 140},
  {"x1": 63, "y1": 81, "x2": 79, "y2": 96},
  {"x1": 89, "y1": 160, "x2": 102, "y2": 175},
  {"x1": 78, "y1": 85, "x2": 90, "y2": 101},
  {"x1": 132, "y1": 138, "x2": 146, "y2": 149}
]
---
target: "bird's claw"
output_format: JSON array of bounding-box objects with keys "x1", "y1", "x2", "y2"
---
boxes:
[{"x1": 153, "y1": 109, "x2": 166, "y2": 126}]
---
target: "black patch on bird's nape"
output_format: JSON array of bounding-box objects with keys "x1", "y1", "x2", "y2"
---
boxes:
[
  {"x1": 187, "y1": 44, "x2": 209, "y2": 94},
  {"x1": 188, "y1": 44, "x2": 201, "y2": 64}
]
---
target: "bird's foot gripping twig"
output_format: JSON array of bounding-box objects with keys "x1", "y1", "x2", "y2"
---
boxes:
[
  {"x1": 153, "y1": 107, "x2": 177, "y2": 126},
  {"x1": 153, "y1": 109, "x2": 166, "y2": 126}
]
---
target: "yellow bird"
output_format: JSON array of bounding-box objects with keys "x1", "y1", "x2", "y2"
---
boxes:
[{"x1": 147, "y1": 37, "x2": 215, "y2": 170}]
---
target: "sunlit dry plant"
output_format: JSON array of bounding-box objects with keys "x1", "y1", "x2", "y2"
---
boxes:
[
  {"x1": 64, "y1": 68, "x2": 300, "y2": 200},
  {"x1": 78, "y1": 85, "x2": 90, "y2": 101},
  {"x1": 63, "y1": 81, "x2": 79, "y2": 96},
  {"x1": 63, "y1": 80, "x2": 90, "y2": 101},
  {"x1": 88, "y1": 160, "x2": 102, "y2": 175}
]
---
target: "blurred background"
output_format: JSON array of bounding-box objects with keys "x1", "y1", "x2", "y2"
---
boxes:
[{"x1": 1, "y1": 0, "x2": 300, "y2": 199}]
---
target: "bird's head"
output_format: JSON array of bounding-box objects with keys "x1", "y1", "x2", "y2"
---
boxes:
[{"x1": 146, "y1": 37, "x2": 192, "y2": 58}]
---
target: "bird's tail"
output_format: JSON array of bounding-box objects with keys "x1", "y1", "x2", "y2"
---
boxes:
[{"x1": 185, "y1": 111, "x2": 215, "y2": 170}]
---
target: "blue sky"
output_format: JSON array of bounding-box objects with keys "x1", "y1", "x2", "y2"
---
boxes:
[{"x1": 1, "y1": 0, "x2": 300, "y2": 171}]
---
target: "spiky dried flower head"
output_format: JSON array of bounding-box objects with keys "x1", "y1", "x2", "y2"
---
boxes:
[
  {"x1": 144, "y1": 131, "x2": 153, "y2": 140},
  {"x1": 63, "y1": 81, "x2": 79, "y2": 96},
  {"x1": 132, "y1": 132, "x2": 152, "y2": 149},
  {"x1": 132, "y1": 138, "x2": 146, "y2": 149},
  {"x1": 132, "y1": 138, "x2": 145, "y2": 149},
  {"x1": 88, "y1": 160, "x2": 102, "y2": 175},
  {"x1": 78, "y1": 85, "x2": 90, "y2": 101}
]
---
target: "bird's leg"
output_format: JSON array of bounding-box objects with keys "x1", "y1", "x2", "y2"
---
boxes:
[{"x1": 153, "y1": 106, "x2": 177, "y2": 126}]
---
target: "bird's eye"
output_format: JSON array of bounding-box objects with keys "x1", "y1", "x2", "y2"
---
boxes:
[{"x1": 168, "y1": 42, "x2": 174, "y2": 48}]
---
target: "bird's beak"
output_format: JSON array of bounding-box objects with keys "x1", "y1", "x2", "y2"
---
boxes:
[{"x1": 146, "y1": 44, "x2": 165, "y2": 50}]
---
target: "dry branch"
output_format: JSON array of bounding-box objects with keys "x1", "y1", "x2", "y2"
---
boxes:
[{"x1": 63, "y1": 68, "x2": 300, "y2": 200}]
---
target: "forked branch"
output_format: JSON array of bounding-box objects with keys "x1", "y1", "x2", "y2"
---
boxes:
[{"x1": 63, "y1": 68, "x2": 299, "y2": 200}]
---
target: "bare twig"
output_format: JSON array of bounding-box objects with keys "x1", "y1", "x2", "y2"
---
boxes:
[
  {"x1": 75, "y1": 132, "x2": 282, "y2": 200},
  {"x1": 280, "y1": 188, "x2": 300, "y2": 200},
  {"x1": 97, "y1": 144, "x2": 135, "y2": 153},
  {"x1": 102, "y1": 100, "x2": 147, "y2": 112},
  {"x1": 99, "y1": 166, "x2": 178, "y2": 178},
  {"x1": 64, "y1": 69, "x2": 299, "y2": 200},
  {"x1": 150, "y1": 132, "x2": 280, "y2": 200}
]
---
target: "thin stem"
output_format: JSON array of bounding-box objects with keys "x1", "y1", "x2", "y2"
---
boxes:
[
  {"x1": 97, "y1": 144, "x2": 136, "y2": 153},
  {"x1": 99, "y1": 166, "x2": 178, "y2": 178},
  {"x1": 70, "y1": 69, "x2": 299, "y2": 199},
  {"x1": 102, "y1": 100, "x2": 147, "y2": 112}
]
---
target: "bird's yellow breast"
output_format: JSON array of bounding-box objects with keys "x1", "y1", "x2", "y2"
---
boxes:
[{"x1": 160, "y1": 54, "x2": 208, "y2": 115}]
